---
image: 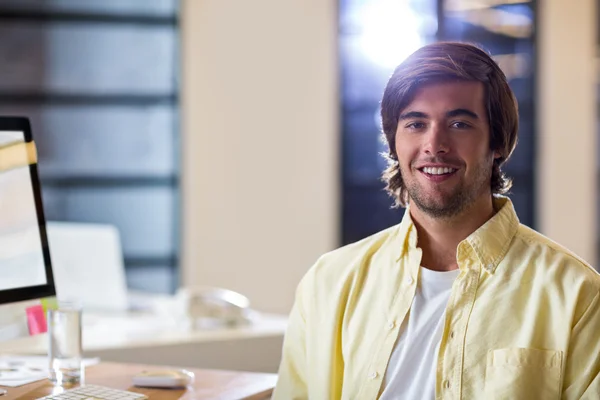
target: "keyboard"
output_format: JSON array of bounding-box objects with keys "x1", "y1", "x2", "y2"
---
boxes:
[{"x1": 37, "y1": 384, "x2": 148, "y2": 400}]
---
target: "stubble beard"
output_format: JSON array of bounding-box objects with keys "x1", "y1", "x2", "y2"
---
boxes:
[{"x1": 401, "y1": 163, "x2": 492, "y2": 220}]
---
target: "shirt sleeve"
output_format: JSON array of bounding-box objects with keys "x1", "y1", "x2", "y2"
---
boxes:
[
  {"x1": 563, "y1": 289, "x2": 600, "y2": 399},
  {"x1": 272, "y1": 274, "x2": 311, "y2": 400}
]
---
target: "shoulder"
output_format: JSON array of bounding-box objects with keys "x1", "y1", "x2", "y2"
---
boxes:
[{"x1": 513, "y1": 223, "x2": 600, "y2": 291}]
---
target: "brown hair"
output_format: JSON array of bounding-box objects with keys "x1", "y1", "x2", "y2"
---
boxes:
[{"x1": 380, "y1": 42, "x2": 519, "y2": 207}]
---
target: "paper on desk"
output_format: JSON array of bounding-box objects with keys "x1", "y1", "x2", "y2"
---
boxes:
[{"x1": 0, "y1": 355, "x2": 100, "y2": 387}]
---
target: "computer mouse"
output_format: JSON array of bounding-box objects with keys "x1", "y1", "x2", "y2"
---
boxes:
[{"x1": 132, "y1": 369, "x2": 194, "y2": 388}]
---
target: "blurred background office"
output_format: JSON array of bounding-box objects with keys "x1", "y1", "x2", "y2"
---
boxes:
[{"x1": 0, "y1": 0, "x2": 596, "y2": 318}]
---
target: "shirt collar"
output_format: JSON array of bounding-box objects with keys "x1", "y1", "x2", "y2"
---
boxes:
[
  {"x1": 395, "y1": 196, "x2": 520, "y2": 275},
  {"x1": 395, "y1": 203, "x2": 418, "y2": 262},
  {"x1": 463, "y1": 196, "x2": 520, "y2": 274}
]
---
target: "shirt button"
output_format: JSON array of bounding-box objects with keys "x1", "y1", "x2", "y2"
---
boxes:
[
  {"x1": 369, "y1": 372, "x2": 378, "y2": 379},
  {"x1": 388, "y1": 322, "x2": 395, "y2": 330},
  {"x1": 449, "y1": 331, "x2": 455, "y2": 339},
  {"x1": 406, "y1": 276, "x2": 414, "y2": 285},
  {"x1": 443, "y1": 380, "x2": 451, "y2": 389}
]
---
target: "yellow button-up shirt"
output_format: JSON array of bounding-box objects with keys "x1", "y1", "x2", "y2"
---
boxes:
[{"x1": 274, "y1": 197, "x2": 600, "y2": 399}]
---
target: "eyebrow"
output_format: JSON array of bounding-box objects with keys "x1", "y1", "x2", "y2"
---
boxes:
[
  {"x1": 398, "y1": 111, "x2": 428, "y2": 120},
  {"x1": 446, "y1": 108, "x2": 480, "y2": 120},
  {"x1": 398, "y1": 108, "x2": 480, "y2": 121}
]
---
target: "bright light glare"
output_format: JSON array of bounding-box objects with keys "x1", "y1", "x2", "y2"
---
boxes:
[{"x1": 358, "y1": 0, "x2": 425, "y2": 69}]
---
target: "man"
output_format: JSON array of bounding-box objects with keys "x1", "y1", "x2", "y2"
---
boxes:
[{"x1": 273, "y1": 42, "x2": 600, "y2": 399}]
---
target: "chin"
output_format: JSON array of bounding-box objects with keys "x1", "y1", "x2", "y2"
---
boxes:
[
  {"x1": 420, "y1": 193, "x2": 456, "y2": 207},
  {"x1": 419, "y1": 203, "x2": 464, "y2": 219},
  {"x1": 411, "y1": 192, "x2": 466, "y2": 217}
]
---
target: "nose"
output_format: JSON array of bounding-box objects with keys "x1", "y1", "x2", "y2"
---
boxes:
[{"x1": 423, "y1": 124, "x2": 449, "y2": 155}]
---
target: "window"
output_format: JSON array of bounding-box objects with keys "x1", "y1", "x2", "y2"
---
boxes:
[
  {"x1": 0, "y1": 0, "x2": 180, "y2": 293},
  {"x1": 441, "y1": 0, "x2": 537, "y2": 228},
  {"x1": 339, "y1": 0, "x2": 537, "y2": 244}
]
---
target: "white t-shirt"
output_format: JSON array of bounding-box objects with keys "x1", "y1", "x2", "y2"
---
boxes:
[{"x1": 379, "y1": 266, "x2": 460, "y2": 400}]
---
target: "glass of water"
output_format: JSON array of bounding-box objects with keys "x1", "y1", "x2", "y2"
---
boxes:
[{"x1": 47, "y1": 302, "x2": 83, "y2": 386}]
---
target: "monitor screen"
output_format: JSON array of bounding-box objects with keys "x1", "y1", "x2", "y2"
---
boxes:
[{"x1": 0, "y1": 117, "x2": 55, "y2": 305}]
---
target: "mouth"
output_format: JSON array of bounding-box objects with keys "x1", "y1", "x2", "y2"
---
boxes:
[
  {"x1": 417, "y1": 166, "x2": 458, "y2": 182},
  {"x1": 419, "y1": 166, "x2": 457, "y2": 175}
]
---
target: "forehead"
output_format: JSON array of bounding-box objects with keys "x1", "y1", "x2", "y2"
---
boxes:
[{"x1": 403, "y1": 81, "x2": 486, "y2": 114}]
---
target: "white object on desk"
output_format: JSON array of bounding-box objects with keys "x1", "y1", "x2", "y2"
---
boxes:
[
  {"x1": 0, "y1": 355, "x2": 99, "y2": 387},
  {"x1": 132, "y1": 369, "x2": 194, "y2": 388},
  {"x1": 46, "y1": 222, "x2": 129, "y2": 312},
  {"x1": 0, "y1": 361, "x2": 46, "y2": 387}
]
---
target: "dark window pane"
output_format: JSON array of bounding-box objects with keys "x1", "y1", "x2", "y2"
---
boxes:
[
  {"x1": 506, "y1": 180, "x2": 533, "y2": 228},
  {"x1": 0, "y1": 23, "x2": 176, "y2": 95},
  {"x1": 126, "y1": 265, "x2": 175, "y2": 294},
  {"x1": 343, "y1": 107, "x2": 388, "y2": 184},
  {"x1": 443, "y1": 3, "x2": 534, "y2": 46},
  {"x1": 0, "y1": 104, "x2": 176, "y2": 178},
  {"x1": 0, "y1": 0, "x2": 178, "y2": 17},
  {"x1": 343, "y1": 185, "x2": 404, "y2": 245},
  {"x1": 504, "y1": 110, "x2": 534, "y2": 175},
  {"x1": 42, "y1": 187, "x2": 175, "y2": 259}
]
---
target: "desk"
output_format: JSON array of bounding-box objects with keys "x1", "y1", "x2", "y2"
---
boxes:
[
  {"x1": 1, "y1": 362, "x2": 277, "y2": 399},
  {"x1": 0, "y1": 313, "x2": 287, "y2": 373}
]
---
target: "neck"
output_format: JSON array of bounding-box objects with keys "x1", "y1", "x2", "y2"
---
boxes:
[{"x1": 410, "y1": 194, "x2": 496, "y2": 272}]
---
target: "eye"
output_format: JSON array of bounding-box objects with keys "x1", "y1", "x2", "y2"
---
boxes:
[
  {"x1": 450, "y1": 121, "x2": 471, "y2": 129},
  {"x1": 406, "y1": 121, "x2": 426, "y2": 130}
]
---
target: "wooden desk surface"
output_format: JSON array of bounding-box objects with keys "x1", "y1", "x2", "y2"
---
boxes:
[{"x1": 1, "y1": 362, "x2": 277, "y2": 399}]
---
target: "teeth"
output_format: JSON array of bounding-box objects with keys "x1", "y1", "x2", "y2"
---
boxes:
[{"x1": 422, "y1": 167, "x2": 456, "y2": 175}]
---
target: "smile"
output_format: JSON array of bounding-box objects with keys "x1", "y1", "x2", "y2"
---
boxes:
[{"x1": 419, "y1": 167, "x2": 457, "y2": 175}]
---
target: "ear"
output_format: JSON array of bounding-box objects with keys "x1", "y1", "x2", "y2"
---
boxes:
[{"x1": 493, "y1": 149, "x2": 502, "y2": 160}]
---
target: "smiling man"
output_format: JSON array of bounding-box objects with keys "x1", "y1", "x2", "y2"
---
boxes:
[{"x1": 273, "y1": 42, "x2": 600, "y2": 399}]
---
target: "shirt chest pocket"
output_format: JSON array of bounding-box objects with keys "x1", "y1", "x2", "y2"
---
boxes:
[{"x1": 484, "y1": 348, "x2": 563, "y2": 400}]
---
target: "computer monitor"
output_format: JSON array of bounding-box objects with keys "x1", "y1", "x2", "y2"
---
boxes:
[{"x1": 0, "y1": 116, "x2": 56, "y2": 342}]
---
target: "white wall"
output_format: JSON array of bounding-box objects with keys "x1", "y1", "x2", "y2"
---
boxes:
[
  {"x1": 537, "y1": 0, "x2": 598, "y2": 265},
  {"x1": 180, "y1": 0, "x2": 339, "y2": 313}
]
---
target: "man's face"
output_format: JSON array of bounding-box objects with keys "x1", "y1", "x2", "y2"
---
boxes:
[{"x1": 394, "y1": 81, "x2": 499, "y2": 219}]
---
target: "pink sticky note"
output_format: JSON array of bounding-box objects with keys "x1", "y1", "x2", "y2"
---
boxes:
[{"x1": 26, "y1": 304, "x2": 47, "y2": 335}]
